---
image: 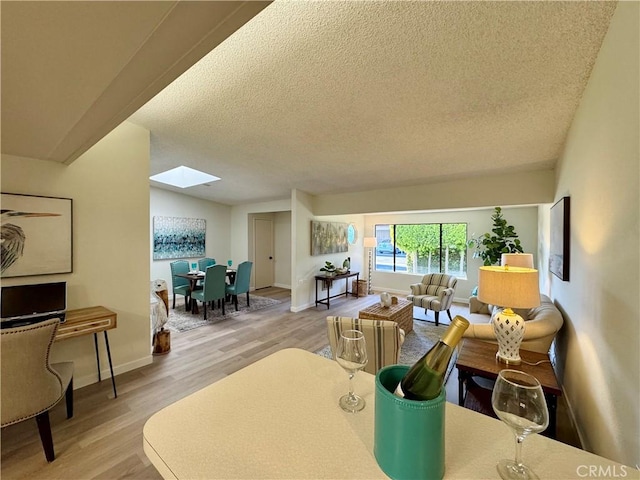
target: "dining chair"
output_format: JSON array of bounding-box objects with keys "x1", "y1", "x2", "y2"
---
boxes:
[
  {"x1": 170, "y1": 260, "x2": 191, "y2": 309},
  {"x1": 198, "y1": 257, "x2": 216, "y2": 271},
  {"x1": 225, "y1": 261, "x2": 253, "y2": 311},
  {"x1": 1, "y1": 318, "x2": 74, "y2": 462},
  {"x1": 191, "y1": 264, "x2": 227, "y2": 319}
]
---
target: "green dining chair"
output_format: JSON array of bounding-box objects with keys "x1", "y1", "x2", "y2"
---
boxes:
[
  {"x1": 225, "y1": 261, "x2": 253, "y2": 311},
  {"x1": 170, "y1": 260, "x2": 191, "y2": 309},
  {"x1": 191, "y1": 264, "x2": 227, "y2": 319},
  {"x1": 198, "y1": 257, "x2": 216, "y2": 271}
]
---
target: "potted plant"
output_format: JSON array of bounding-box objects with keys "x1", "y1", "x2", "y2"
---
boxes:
[
  {"x1": 468, "y1": 207, "x2": 523, "y2": 266},
  {"x1": 320, "y1": 261, "x2": 337, "y2": 276}
]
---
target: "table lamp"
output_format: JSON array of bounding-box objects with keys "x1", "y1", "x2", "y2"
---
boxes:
[
  {"x1": 477, "y1": 265, "x2": 540, "y2": 365},
  {"x1": 363, "y1": 237, "x2": 378, "y2": 295},
  {"x1": 501, "y1": 252, "x2": 534, "y2": 269}
]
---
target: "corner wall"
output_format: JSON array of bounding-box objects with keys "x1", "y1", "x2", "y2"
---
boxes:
[
  {"x1": 1, "y1": 122, "x2": 152, "y2": 388},
  {"x1": 546, "y1": 2, "x2": 639, "y2": 466}
]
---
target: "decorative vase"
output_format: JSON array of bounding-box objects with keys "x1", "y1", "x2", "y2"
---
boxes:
[{"x1": 380, "y1": 292, "x2": 392, "y2": 308}]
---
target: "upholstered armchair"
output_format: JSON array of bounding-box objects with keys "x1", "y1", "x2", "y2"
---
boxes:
[
  {"x1": 326, "y1": 316, "x2": 405, "y2": 375},
  {"x1": 407, "y1": 273, "x2": 457, "y2": 326},
  {"x1": 464, "y1": 294, "x2": 564, "y2": 354},
  {"x1": 1, "y1": 319, "x2": 74, "y2": 462}
]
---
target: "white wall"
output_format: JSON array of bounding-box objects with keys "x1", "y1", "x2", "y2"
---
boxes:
[
  {"x1": 1, "y1": 122, "x2": 152, "y2": 388},
  {"x1": 364, "y1": 206, "x2": 539, "y2": 300},
  {"x1": 150, "y1": 187, "x2": 231, "y2": 287},
  {"x1": 273, "y1": 211, "x2": 292, "y2": 288},
  {"x1": 544, "y1": 2, "x2": 639, "y2": 466}
]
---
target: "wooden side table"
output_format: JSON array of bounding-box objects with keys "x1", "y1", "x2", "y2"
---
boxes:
[
  {"x1": 455, "y1": 338, "x2": 562, "y2": 438},
  {"x1": 358, "y1": 299, "x2": 413, "y2": 334},
  {"x1": 56, "y1": 306, "x2": 118, "y2": 398}
]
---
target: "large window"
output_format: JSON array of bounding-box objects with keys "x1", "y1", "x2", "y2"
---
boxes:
[{"x1": 373, "y1": 223, "x2": 467, "y2": 277}]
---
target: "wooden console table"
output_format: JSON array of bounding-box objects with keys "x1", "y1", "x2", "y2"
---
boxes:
[
  {"x1": 314, "y1": 271, "x2": 359, "y2": 309},
  {"x1": 55, "y1": 306, "x2": 118, "y2": 398},
  {"x1": 455, "y1": 338, "x2": 561, "y2": 438}
]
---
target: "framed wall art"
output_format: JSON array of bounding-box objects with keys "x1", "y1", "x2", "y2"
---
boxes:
[
  {"x1": 1, "y1": 193, "x2": 73, "y2": 278},
  {"x1": 311, "y1": 221, "x2": 348, "y2": 256},
  {"x1": 153, "y1": 216, "x2": 206, "y2": 260},
  {"x1": 549, "y1": 196, "x2": 570, "y2": 281}
]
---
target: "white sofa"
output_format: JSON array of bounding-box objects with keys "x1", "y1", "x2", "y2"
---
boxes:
[{"x1": 463, "y1": 294, "x2": 564, "y2": 354}]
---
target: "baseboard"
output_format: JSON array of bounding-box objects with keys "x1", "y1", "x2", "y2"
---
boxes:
[
  {"x1": 291, "y1": 302, "x2": 314, "y2": 312},
  {"x1": 559, "y1": 384, "x2": 585, "y2": 450},
  {"x1": 273, "y1": 283, "x2": 291, "y2": 289},
  {"x1": 73, "y1": 355, "x2": 153, "y2": 389}
]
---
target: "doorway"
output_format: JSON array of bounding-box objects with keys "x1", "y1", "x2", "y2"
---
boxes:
[{"x1": 253, "y1": 218, "x2": 274, "y2": 289}]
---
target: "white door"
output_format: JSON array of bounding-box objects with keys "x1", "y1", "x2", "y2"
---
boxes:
[{"x1": 254, "y1": 218, "x2": 274, "y2": 289}]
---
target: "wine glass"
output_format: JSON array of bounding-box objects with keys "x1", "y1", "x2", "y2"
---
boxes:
[
  {"x1": 336, "y1": 329, "x2": 368, "y2": 413},
  {"x1": 491, "y1": 369, "x2": 549, "y2": 480},
  {"x1": 227, "y1": 259, "x2": 233, "y2": 267}
]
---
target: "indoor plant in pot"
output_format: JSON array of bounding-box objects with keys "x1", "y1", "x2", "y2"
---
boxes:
[
  {"x1": 320, "y1": 261, "x2": 337, "y2": 277},
  {"x1": 468, "y1": 207, "x2": 523, "y2": 266}
]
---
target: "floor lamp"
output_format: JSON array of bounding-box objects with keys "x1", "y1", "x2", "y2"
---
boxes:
[{"x1": 363, "y1": 237, "x2": 377, "y2": 295}]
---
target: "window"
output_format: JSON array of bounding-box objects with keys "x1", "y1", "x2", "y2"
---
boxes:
[{"x1": 373, "y1": 223, "x2": 467, "y2": 276}]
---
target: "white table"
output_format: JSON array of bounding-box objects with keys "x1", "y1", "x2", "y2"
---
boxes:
[{"x1": 143, "y1": 348, "x2": 635, "y2": 479}]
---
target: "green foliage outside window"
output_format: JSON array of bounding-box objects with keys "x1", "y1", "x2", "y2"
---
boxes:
[{"x1": 379, "y1": 223, "x2": 467, "y2": 275}]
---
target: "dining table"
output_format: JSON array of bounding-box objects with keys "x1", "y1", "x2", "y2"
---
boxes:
[
  {"x1": 142, "y1": 348, "x2": 635, "y2": 479},
  {"x1": 176, "y1": 269, "x2": 236, "y2": 315}
]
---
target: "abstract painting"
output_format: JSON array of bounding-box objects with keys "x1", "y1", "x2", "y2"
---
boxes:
[
  {"x1": 311, "y1": 221, "x2": 348, "y2": 256},
  {"x1": 1, "y1": 193, "x2": 73, "y2": 278},
  {"x1": 153, "y1": 216, "x2": 206, "y2": 260},
  {"x1": 549, "y1": 196, "x2": 570, "y2": 281}
]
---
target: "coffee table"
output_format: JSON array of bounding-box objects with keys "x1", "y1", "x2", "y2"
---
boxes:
[
  {"x1": 359, "y1": 299, "x2": 413, "y2": 334},
  {"x1": 455, "y1": 338, "x2": 562, "y2": 438}
]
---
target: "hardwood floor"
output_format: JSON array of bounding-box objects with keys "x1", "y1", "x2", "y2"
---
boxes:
[{"x1": 1, "y1": 288, "x2": 578, "y2": 479}]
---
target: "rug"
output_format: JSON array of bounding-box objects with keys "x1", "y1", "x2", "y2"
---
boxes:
[
  {"x1": 166, "y1": 294, "x2": 281, "y2": 333},
  {"x1": 315, "y1": 319, "x2": 458, "y2": 381}
]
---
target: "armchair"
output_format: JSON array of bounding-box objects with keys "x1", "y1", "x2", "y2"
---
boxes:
[
  {"x1": 326, "y1": 316, "x2": 405, "y2": 375},
  {"x1": 407, "y1": 273, "x2": 457, "y2": 326},
  {"x1": 464, "y1": 294, "x2": 564, "y2": 354},
  {"x1": 1, "y1": 318, "x2": 74, "y2": 462}
]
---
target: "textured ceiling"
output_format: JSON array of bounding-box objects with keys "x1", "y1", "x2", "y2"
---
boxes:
[
  {"x1": 3, "y1": 1, "x2": 616, "y2": 206},
  {"x1": 130, "y1": 0, "x2": 616, "y2": 205}
]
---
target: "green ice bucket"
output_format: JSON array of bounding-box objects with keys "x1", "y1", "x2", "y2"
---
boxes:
[{"x1": 374, "y1": 365, "x2": 445, "y2": 480}]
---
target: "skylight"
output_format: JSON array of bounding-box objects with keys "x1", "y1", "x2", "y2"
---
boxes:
[{"x1": 150, "y1": 166, "x2": 220, "y2": 188}]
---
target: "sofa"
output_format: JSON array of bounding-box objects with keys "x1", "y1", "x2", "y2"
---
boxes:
[{"x1": 463, "y1": 294, "x2": 564, "y2": 354}]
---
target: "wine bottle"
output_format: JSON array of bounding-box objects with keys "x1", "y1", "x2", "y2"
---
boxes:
[{"x1": 394, "y1": 315, "x2": 470, "y2": 400}]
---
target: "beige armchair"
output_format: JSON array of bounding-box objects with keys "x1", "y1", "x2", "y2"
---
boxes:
[
  {"x1": 407, "y1": 273, "x2": 457, "y2": 326},
  {"x1": 1, "y1": 319, "x2": 74, "y2": 462},
  {"x1": 464, "y1": 294, "x2": 564, "y2": 354},
  {"x1": 326, "y1": 316, "x2": 405, "y2": 375}
]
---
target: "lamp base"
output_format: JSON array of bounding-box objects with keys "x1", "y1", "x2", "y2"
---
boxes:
[
  {"x1": 491, "y1": 308, "x2": 525, "y2": 366},
  {"x1": 495, "y1": 352, "x2": 521, "y2": 365}
]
